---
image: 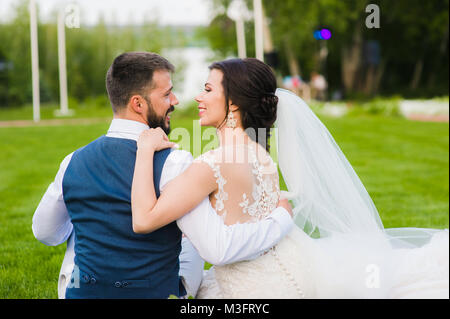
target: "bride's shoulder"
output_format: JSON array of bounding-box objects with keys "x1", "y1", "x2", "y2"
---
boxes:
[
  {"x1": 193, "y1": 148, "x2": 222, "y2": 166},
  {"x1": 194, "y1": 145, "x2": 236, "y2": 163}
]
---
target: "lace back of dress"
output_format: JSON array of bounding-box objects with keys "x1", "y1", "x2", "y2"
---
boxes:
[{"x1": 195, "y1": 143, "x2": 280, "y2": 225}]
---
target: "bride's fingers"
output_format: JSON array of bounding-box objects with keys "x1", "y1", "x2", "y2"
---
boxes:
[
  {"x1": 155, "y1": 141, "x2": 178, "y2": 151},
  {"x1": 157, "y1": 128, "x2": 169, "y2": 141},
  {"x1": 137, "y1": 129, "x2": 167, "y2": 151},
  {"x1": 138, "y1": 128, "x2": 176, "y2": 151}
]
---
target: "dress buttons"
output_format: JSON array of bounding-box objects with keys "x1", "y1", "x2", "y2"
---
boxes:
[
  {"x1": 82, "y1": 274, "x2": 89, "y2": 283},
  {"x1": 114, "y1": 281, "x2": 122, "y2": 288},
  {"x1": 122, "y1": 281, "x2": 129, "y2": 287},
  {"x1": 90, "y1": 277, "x2": 97, "y2": 284}
]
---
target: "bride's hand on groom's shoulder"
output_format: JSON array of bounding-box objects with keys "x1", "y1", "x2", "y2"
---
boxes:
[
  {"x1": 137, "y1": 128, "x2": 178, "y2": 153},
  {"x1": 277, "y1": 198, "x2": 293, "y2": 218}
]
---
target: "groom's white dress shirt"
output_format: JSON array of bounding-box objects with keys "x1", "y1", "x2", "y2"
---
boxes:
[{"x1": 32, "y1": 119, "x2": 293, "y2": 298}]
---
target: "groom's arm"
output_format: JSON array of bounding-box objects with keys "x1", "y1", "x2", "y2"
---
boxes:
[
  {"x1": 161, "y1": 150, "x2": 294, "y2": 266},
  {"x1": 32, "y1": 153, "x2": 74, "y2": 246}
]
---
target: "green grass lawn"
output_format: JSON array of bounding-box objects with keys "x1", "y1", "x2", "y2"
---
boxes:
[
  {"x1": 0, "y1": 109, "x2": 448, "y2": 298},
  {"x1": 0, "y1": 97, "x2": 115, "y2": 122}
]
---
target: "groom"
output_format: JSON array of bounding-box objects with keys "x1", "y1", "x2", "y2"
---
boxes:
[{"x1": 32, "y1": 52, "x2": 294, "y2": 299}]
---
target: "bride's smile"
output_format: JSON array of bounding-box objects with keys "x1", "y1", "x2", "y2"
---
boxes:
[{"x1": 195, "y1": 69, "x2": 239, "y2": 129}]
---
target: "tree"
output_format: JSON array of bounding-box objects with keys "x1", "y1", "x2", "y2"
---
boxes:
[
  {"x1": 0, "y1": 1, "x2": 181, "y2": 107},
  {"x1": 204, "y1": 0, "x2": 449, "y2": 98}
]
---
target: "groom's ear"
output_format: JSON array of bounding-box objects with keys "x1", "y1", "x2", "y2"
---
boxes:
[{"x1": 129, "y1": 95, "x2": 145, "y2": 114}]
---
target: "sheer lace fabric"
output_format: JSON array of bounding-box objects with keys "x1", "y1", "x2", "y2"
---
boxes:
[
  {"x1": 197, "y1": 226, "x2": 449, "y2": 299},
  {"x1": 194, "y1": 141, "x2": 449, "y2": 299},
  {"x1": 195, "y1": 141, "x2": 315, "y2": 298},
  {"x1": 194, "y1": 142, "x2": 280, "y2": 226},
  {"x1": 198, "y1": 227, "x2": 317, "y2": 299}
]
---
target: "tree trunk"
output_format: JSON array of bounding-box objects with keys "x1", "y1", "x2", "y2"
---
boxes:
[
  {"x1": 372, "y1": 59, "x2": 386, "y2": 95},
  {"x1": 262, "y1": 6, "x2": 273, "y2": 53},
  {"x1": 363, "y1": 65, "x2": 375, "y2": 95},
  {"x1": 341, "y1": 24, "x2": 363, "y2": 95},
  {"x1": 427, "y1": 22, "x2": 448, "y2": 88},
  {"x1": 410, "y1": 58, "x2": 423, "y2": 90},
  {"x1": 285, "y1": 40, "x2": 300, "y2": 77}
]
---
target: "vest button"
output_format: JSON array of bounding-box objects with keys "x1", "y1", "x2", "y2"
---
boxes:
[
  {"x1": 90, "y1": 277, "x2": 97, "y2": 284},
  {"x1": 114, "y1": 281, "x2": 122, "y2": 288},
  {"x1": 122, "y1": 281, "x2": 129, "y2": 287}
]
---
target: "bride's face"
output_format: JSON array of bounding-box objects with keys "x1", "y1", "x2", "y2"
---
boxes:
[{"x1": 195, "y1": 69, "x2": 228, "y2": 127}]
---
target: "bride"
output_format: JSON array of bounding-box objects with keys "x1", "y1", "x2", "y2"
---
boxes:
[{"x1": 131, "y1": 58, "x2": 449, "y2": 298}]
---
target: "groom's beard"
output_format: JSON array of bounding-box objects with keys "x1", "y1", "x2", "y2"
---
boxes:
[{"x1": 145, "y1": 98, "x2": 173, "y2": 135}]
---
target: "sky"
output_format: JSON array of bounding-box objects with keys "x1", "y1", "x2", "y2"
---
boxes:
[{"x1": 0, "y1": 0, "x2": 213, "y2": 26}]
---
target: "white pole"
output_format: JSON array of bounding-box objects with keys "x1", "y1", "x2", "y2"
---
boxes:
[
  {"x1": 29, "y1": 0, "x2": 40, "y2": 122},
  {"x1": 253, "y1": 0, "x2": 264, "y2": 61},
  {"x1": 56, "y1": 8, "x2": 70, "y2": 116},
  {"x1": 236, "y1": 19, "x2": 247, "y2": 59},
  {"x1": 227, "y1": 0, "x2": 251, "y2": 59}
]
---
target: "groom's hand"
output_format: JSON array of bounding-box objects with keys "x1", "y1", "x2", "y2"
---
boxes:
[{"x1": 277, "y1": 198, "x2": 293, "y2": 218}]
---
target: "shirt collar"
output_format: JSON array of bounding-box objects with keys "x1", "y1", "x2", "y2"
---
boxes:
[{"x1": 106, "y1": 119, "x2": 149, "y2": 141}]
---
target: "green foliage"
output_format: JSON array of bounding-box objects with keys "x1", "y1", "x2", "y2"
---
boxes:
[
  {"x1": 204, "y1": 0, "x2": 449, "y2": 98},
  {"x1": 0, "y1": 1, "x2": 187, "y2": 108},
  {"x1": 196, "y1": 13, "x2": 256, "y2": 60},
  {"x1": 346, "y1": 96, "x2": 402, "y2": 117},
  {"x1": 0, "y1": 0, "x2": 33, "y2": 106},
  {"x1": 197, "y1": 14, "x2": 237, "y2": 58}
]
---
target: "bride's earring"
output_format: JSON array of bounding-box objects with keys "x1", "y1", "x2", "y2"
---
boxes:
[{"x1": 226, "y1": 110, "x2": 237, "y2": 129}]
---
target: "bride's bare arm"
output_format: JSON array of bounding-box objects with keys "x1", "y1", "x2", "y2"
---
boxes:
[{"x1": 131, "y1": 128, "x2": 216, "y2": 234}]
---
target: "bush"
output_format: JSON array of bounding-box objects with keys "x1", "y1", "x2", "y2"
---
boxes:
[
  {"x1": 364, "y1": 97, "x2": 402, "y2": 117},
  {"x1": 347, "y1": 96, "x2": 402, "y2": 118}
]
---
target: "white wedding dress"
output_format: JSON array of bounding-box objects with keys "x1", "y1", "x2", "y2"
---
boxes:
[{"x1": 194, "y1": 141, "x2": 449, "y2": 299}]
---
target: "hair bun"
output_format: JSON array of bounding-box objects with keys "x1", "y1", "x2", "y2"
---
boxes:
[
  {"x1": 209, "y1": 58, "x2": 278, "y2": 152},
  {"x1": 260, "y1": 93, "x2": 278, "y2": 115}
]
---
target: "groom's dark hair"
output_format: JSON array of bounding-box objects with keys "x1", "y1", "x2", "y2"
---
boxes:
[{"x1": 106, "y1": 52, "x2": 175, "y2": 113}]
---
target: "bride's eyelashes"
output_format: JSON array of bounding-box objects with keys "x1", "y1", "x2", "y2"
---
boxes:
[{"x1": 204, "y1": 84, "x2": 212, "y2": 93}]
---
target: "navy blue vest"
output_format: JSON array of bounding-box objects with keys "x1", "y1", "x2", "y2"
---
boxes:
[{"x1": 63, "y1": 136, "x2": 185, "y2": 299}]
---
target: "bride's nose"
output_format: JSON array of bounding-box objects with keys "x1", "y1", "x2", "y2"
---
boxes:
[{"x1": 195, "y1": 93, "x2": 203, "y2": 103}]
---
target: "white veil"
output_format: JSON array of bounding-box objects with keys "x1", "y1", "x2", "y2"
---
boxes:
[{"x1": 274, "y1": 88, "x2": 446, "y2": 249}]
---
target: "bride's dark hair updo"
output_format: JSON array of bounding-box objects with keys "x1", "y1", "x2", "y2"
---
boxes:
[{"x1": 209, "y1": 58, "x2": 278, "y2": 151}]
